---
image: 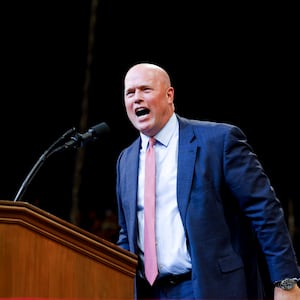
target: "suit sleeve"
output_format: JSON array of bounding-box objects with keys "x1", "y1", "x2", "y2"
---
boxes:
[{"x1": 223, "y1": 125, "x2": 300, "y2": 282}]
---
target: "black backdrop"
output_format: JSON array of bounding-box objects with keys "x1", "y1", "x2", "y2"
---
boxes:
[{"x1": 1, "y1": 2, "x2": 298, "y2": 232}]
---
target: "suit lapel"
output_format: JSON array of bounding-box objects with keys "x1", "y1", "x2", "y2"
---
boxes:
[
  {"x1": 124, "y1": 138, "x2": 141, "y2": 251},
  {"x1": 177, "y1": 120, "x2": 198, "y2": 225}
]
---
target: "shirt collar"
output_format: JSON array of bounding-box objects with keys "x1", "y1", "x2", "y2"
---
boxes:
[{"x1": 140, "y1": 113, "x2": 178, "y2": 149}]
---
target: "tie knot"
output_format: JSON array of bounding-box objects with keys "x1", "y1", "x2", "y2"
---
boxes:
[{"x1": 149, "y1": 137, "x2": 156, "y2": 147}]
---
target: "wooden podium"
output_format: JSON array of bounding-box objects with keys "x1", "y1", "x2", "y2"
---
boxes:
[{"x1": 0, "y1": 200, "x2": 137, "y2": 299}]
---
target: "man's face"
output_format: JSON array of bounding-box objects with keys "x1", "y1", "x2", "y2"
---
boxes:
[{"x1": 124, "y1": 65, "x2": 174, "y2": 137}]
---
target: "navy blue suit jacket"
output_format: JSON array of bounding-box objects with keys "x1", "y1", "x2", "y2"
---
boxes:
[{"x1": 116, "y1": 115, "x2": 300, "y2": 299}]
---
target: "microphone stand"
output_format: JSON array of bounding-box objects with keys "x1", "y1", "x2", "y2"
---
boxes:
[{"x1": 13, "y1": 127, "x2": 76, "y2": 202}]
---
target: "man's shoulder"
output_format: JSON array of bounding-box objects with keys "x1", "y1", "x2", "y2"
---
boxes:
[
  {"x1": 118, "y1": 136, "x2": 140, "y2": 158},
  {"x1": 177, "y1": 114, "x2": 236, "y2": 132}
]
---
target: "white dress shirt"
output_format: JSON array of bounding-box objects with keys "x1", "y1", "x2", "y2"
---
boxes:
[{"x1": 137, "y1": 113, "x2": 192, "y2": 276}]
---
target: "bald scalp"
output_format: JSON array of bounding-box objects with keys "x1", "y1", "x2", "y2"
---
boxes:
[{"x1": 125, "y1": 63, "x2": 171, "y2": 88}]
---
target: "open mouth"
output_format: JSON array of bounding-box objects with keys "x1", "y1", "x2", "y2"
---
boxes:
[{"x1": 136, "y1": 108, "x2": 150, "y2": 117}]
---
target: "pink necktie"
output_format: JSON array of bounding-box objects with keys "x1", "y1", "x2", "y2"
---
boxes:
[{"x1": 144, "y1": 137, "x2": 158, "y2": 285}]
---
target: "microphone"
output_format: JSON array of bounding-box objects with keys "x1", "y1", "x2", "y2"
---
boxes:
[
  {"x1": 13, "y1": 122, "x2": 110, "y2": 202},
  {"x1": 63, "y1": 122, "x2": 110, "y2": 149}
]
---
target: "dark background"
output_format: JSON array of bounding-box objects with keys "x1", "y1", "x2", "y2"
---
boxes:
[{"x1": 1, "y1": 2, "x2": 298, "y2": 241}]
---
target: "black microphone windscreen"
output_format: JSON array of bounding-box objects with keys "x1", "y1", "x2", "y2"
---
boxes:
[{"x1": 91, "y1": 122, "x2": 110, "y2": 137}]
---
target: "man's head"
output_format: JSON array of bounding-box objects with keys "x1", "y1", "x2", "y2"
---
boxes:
[{"x1": 124, "y1": 63, "x2": 175, "y2": 137}]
